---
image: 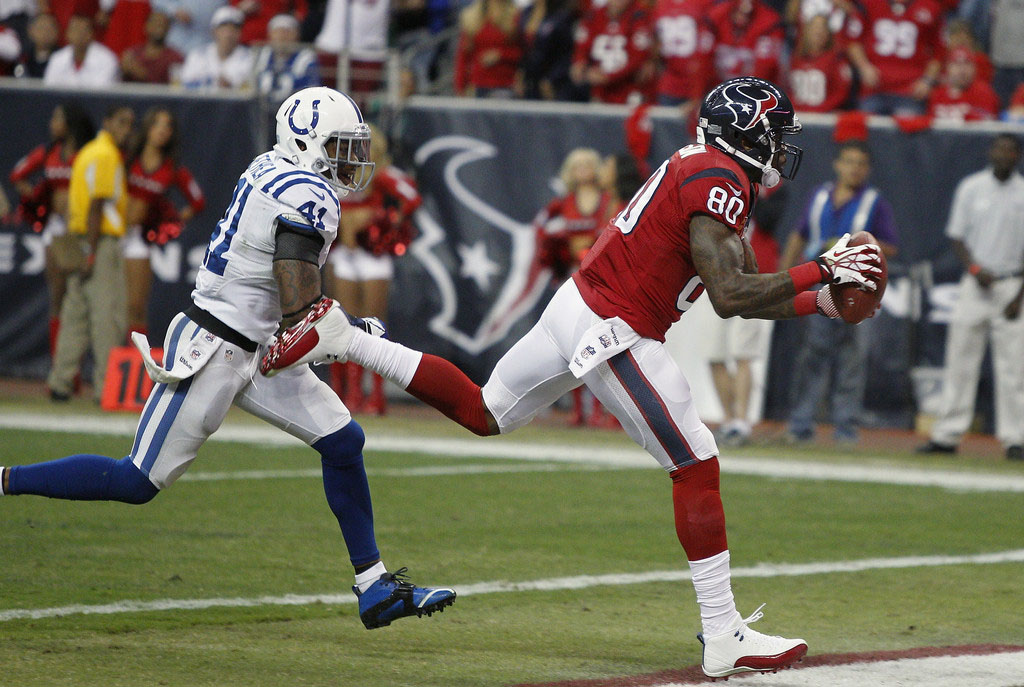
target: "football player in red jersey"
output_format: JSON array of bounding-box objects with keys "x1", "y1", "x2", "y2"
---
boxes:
[
  {"x1": 789, "y1": 14, "x2": 855, "y2": 112},
  {"x1": 571, "y1": 0, "x2": 656, "y2": 104},
  {"x1": 262, "y1": 77, "x2": 883, "y2": 679},
  {"x1": 849, "y1": 0, "x2": 944, "y2": 115}
]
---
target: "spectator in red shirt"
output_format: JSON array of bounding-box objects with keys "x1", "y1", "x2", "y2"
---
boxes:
[
  {"x1": 455, "y1": 0, "x2": 523, "y2": 98},
  {"x1": 849, "y1": 0, "x2": 944, "y2": 115},
  {"x1": 232, "y1": 0, "x2": 308, "y2": 45},
  {"x1": 928, "y1": 47, "x2": 1001, "y2": 121},
  {"x1": 571, "y1": 0, "x2": 655, "y2": 104},
  {"x1": 98, "y1": 0, "x2": 150, "y2": 56},
  {"x1": 945, "y1": 18, "x2": 993, "y2": 84},
  {"x1": 789, "y1": 14, "x2": 854, "y2": 112},
  {"x1": 654, "y1": 0, "x2": 715, "y2": 109},
  {"x1": 123, "y1": 107, "x2": 205, "y2": 336},
  {"x1": 705, "y1": 0, "x2": 785, "y2": 84},
  {"x1": 120, "y1": 10, "x2": 184, "y2": 83}
]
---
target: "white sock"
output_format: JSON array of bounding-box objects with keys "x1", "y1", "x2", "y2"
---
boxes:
[
  {"x1": 354, "y1": 561, "x2": 388, "y2": 593},
  {"x1": 689, "y1": 550, "x2": 742, "y2": 636},
  {"x1": 346, "y1": 331, "x2": 422, "y2": 389},
  {"x1": 0, "y1": 466, "x2": 6, "y2": 496}
]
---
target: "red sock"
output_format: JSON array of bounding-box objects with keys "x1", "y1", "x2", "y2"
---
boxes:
[
  {"x1": 329, "y1": 362, "x2": 345, "y2": 397},
  {"x1": 344, "y1": 363, "x2": 364, "y2": 411},
  {"x1": 406, "y1": 354, "x2": 493, "y2": 436},
  {"x1": 671, "y1": 458, "x2": 728, "y2": 561},
  {"x1": 570, "y1": 387, "x2": 585, "y2": 425},
  {"x1": 49, "y1": 317, "x2": 60, "y2": 357}
]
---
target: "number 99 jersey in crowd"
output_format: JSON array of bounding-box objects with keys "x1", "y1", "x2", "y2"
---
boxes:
[
  {"x1": 574, "y1": 144, "x2": 753, "y2": 342},
  {"x1": 193, "y1": 150, "x2": 341, "y2": 344}
]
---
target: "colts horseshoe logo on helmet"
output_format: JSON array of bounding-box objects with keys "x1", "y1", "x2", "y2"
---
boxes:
[{"x1": 287, "y1": 98, "x2": 321, "y2": 136}]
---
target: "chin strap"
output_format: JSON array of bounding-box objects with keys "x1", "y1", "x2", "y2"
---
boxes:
[{"x1": 696, "y1": 125, "x2": 781, "y2": 188}]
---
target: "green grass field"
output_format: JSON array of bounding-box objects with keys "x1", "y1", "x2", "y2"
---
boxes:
[{"x1": 2, "y1": 401, "x2": 1023, "y2": 686}]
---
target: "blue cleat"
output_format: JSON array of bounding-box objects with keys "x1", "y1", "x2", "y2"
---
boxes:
[{"x1": 353, "y1": 567, "x2": 456, "y2": 629}]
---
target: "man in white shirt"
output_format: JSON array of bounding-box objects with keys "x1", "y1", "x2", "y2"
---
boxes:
[
  {"x1": 42, "y1": 13, "x2": 119, "y2": 89},
  {"x1": 919, "y1": 134, "x2": 1024, "y2": 461},
  {"x1": 178, "y1": 5, "x2": 253, "y2": 91}
]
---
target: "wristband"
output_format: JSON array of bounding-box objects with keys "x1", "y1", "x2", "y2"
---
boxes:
[
  {"x1": 788, "y1": 261, "x2": 827, "y2": 292},
  {"x1": 282, "y1": 294, "x2": 325, "y2": 319},
  {"x1": 793, "y1": 290, "x2": 818, "y2": 316},
  {"x1": 968, "y1": 263, "x2": 981, "y2": 276}
]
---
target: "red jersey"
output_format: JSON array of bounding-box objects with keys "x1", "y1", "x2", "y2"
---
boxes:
[
  {"x1": 928, "y1": 80, "x2": 1000, "y2": 121},
  {"x1": 454, "y1": 20, "x2": 523, "y2": 93},
  {"x1": 788, "y1": 48, "x2": 854, "y2": 112},
  {"x1": 858, "y1": 0, "x2": 944, "y2": 95},
  {"x1": 573, "y1": 2, "x2": 655, "y2": 104},
  {"x1": 99, "y1": 0, "x2": 150, "y2": 56},
  {"x1": 10, "y1": 143, "x2": 74, "y2": 191},
  {"x1": 127, "y1": 158, "x2": 205, "y2": 212},
  {"x1": 574, "y1": 144, "x2": 754, "y2": 341},
  {"x1": 705, "y1": 0, "x2": 785, "y2": 83},
  {"x1": 654, "y1": 0, "x2": 715, "y2": 101}
]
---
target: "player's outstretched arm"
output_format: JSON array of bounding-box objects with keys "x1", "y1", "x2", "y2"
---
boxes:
[{"x1": 691, "y1": 215, "x2": 803, "y2": 319}]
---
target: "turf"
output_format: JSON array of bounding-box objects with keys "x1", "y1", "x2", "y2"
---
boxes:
[{"x1": 1, "y1": 418, "x2": 1023, "y2": 686}]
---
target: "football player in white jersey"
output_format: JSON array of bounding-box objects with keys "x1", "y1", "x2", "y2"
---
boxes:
[{"x1": 0, "y1": 87, "x2": 456, "y2": 630}]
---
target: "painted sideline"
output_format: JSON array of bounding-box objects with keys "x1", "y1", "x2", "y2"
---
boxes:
[
  {"x1": 516, "y1": 646, "x2": 1024, "y2": 687},
  {"x1": 2, "y1": 548, "x2": 1022, "y2": 623},
  {"x1": 2, "y1": 411, "x2": 1024, "y2": 493}
]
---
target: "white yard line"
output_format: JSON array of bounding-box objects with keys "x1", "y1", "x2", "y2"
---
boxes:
[
  {"x1": 2, "y1": 411, "x2": 1024, "y2": 492},
  {"x1": 2, "y1": 549, "x2": 1022, "y2": 623},
  {"x1": 179, "y1": 463, "x2": 627, "y2": 481}
]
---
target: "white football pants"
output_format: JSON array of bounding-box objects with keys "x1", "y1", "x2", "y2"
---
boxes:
[
  {"x1": 130, "y1": 312, "x2": 351, "y2": 489},
  {"x1": 482, "y1": 279, "x2": 719, "y2": 471}
]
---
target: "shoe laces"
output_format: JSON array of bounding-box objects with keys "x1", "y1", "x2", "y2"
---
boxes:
[
  {"x1": 734, "y1": 603, "x2": 786, "y2": 642},
  {"x1": 382, "y1": 566, "x2": 414, "y2": 588}
]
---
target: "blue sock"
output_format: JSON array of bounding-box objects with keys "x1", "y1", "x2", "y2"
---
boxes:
[
  {"x1": 8, "y1": 455, "x2": 159, "y2": 504},
  {"x1": 314, "y1": 422, "x2": 381, "y2": 569}
]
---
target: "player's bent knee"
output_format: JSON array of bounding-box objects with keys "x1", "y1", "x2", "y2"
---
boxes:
[
  {"x1": 314, "y1": 421, "x2": 366, "y2": 468},
  {"x1": 111, "y1": 457, "x2": 160, "y2": 504}
]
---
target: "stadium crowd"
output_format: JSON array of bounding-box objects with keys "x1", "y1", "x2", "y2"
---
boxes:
[{"x1": 0, "y1": 0, "x2": 1022, "y2": 120}]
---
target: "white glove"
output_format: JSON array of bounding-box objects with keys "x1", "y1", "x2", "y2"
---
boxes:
[{"x1": 816, "y1": 233, "x2": 882, "y2": 291}]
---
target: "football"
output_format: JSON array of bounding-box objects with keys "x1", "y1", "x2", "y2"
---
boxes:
[{"x1": 828, "y1": 231, "x2": 887, "y2": 324}]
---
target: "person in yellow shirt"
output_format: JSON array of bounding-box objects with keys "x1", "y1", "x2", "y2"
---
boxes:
[{"x1": 48, "y1": 105, "x2": 135, "y2": 401}]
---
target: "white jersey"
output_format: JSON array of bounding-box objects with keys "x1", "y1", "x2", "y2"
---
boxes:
[{"x1": 193, "y1": 149, "x2": 341, "y2": 343}]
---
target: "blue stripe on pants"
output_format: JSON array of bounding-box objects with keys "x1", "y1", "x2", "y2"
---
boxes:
[
  {"x1": 607, "y1": 351, "x2": 698, "y2": 469},
  {"x1": 139, "y1": 376, "x2": 194, "y2": 476}
]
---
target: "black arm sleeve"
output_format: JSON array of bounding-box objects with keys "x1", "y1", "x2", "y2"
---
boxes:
[{"x1": 273, "y1": 219, "x2": 325, "y2": 264}]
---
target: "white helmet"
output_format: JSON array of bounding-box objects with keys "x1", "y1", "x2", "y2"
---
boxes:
[{"x1": 274, "y1": 87, "x2": 375, "y2": 195}]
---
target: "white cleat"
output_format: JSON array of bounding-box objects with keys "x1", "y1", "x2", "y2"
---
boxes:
[
  {"x1": 699, "y1": 604, "x2": 808, "y2": 679},
  {"x1": 260, "y1": 297, "x2": 356, "y2": 376}
]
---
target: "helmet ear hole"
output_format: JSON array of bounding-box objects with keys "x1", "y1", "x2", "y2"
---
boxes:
[{"x1": 296, "y1": 139, "x2": 307, "y2": 152}]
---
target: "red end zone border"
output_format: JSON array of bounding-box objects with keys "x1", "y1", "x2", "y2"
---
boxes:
[{"x1": 512, "y1": 645, "x2": 1024, "y2": 687}]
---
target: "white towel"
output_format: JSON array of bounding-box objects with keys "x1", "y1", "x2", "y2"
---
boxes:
[
  {"x1": 131, "y1": 329, "x2": 222, "y2": 384},
  {"x1": 569, "y1": 317, "x2": 640, "y2": 379}
]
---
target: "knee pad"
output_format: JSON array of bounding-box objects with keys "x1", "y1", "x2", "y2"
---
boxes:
[
  {"x1": 314, "y1": 421, "x2": 366, "y2": 468},
  {"x1": 111, "y1": 457, "x2": 160, "y2": 504}
]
